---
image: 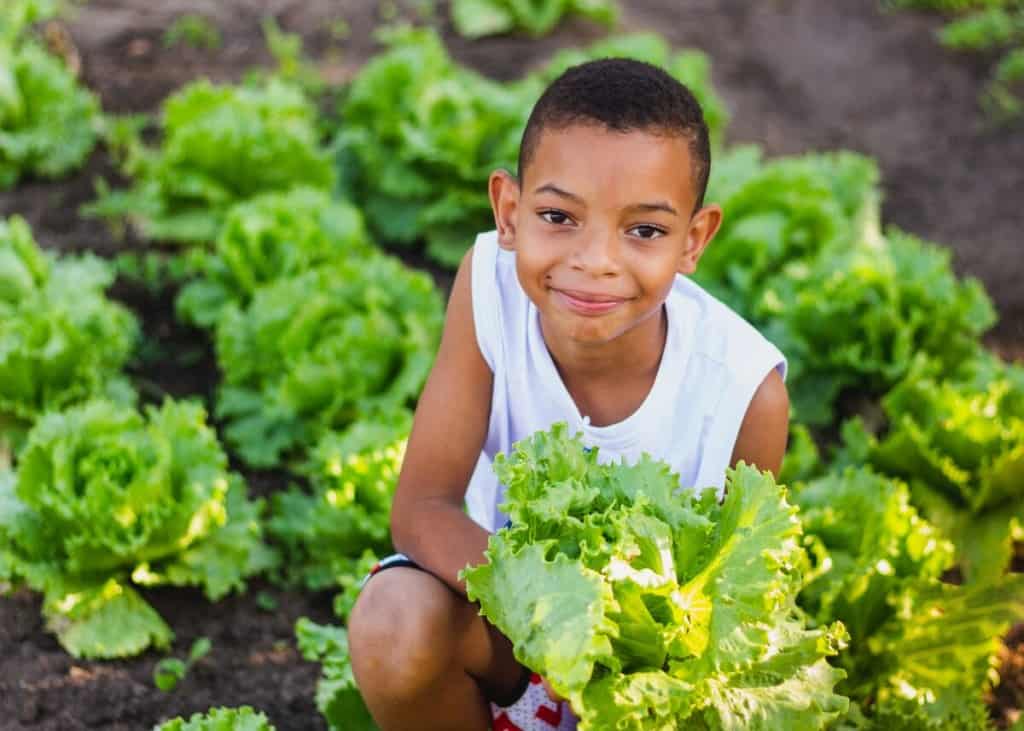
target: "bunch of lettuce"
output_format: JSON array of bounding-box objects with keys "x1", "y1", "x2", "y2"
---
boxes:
[
  {"x1": 837, "y1": 352, "x2": 1024, "y2": 583},
  {"x1": 154, "y1": 706, "x2": 275, "y2": 731},
  {"x1": 695, "y1": 147, "x2": 880, "y2": 320},
  {"x1": 176, "y1": 187, "x2": 373, "y2": 328},
  {"x1": 0, "y1": 215, "x2": 138, "y2": 457},
  {"x1": 794, "y1": 467, "x2": 1024, "y2": 729},
  {"x1": 268, "y1": 410, "x2": 409, "y2": 607},
  {"x1": 0, "y1": 1, "x2": 99, "y2": 189},
  {"x1": 214, "y1": 255, "x2": 442, "y2": 467},
  {"x1": 451, "y1": 0, "x2": 618, "y2": 39},
  {"x1": 334, "y1": 28, "x2": 726, "y2": 267},
  {"x1": 756, "y1": 227, "x2": 995, "y2": 425},
  {"x1": 85, "y1": 77, "x2": 334, "y2": 244},
  {"x1": 295, "y1": 619, "x2": 376, "y2": 730},
  {"x1": 462, "y1": 424, "x2": 849, "y2": 730},
  {"x1": 0, "y1": 399, "x2": 274, "y2": 658}
]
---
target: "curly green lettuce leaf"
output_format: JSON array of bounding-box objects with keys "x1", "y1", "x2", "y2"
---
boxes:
[
  {"x1": 214, "y1": 257, "x2": 441, "y2": 467},
  {"x1": 295, "y1": 619, "x2": 377, "y2": 731},
  {"x1": 794, "y1": 465, "x2": 1024, "y2": 727},
  {"x1": 464, "y1": 424, "x2": 849, "y2": 729},
  {"x1": 451, "y1": 0, "x2": 618, "y2": 39},
  {"x1": 0, "y1": 399, "x2": 270, "y2": 657},
  {"x1": 176, "y1": 187, "x2": 373, "y2": 328},
  {"x1": 154, "y1": 706, "x2": 276, "y2": 731},
  {"x1": 840, "y1": 352, "x2": 1024, "y2": 581},
  {"x1": 0, "y1": 216, "x2": 138, "y2": 454},
  {"x1": 84, "y1": 77, "x2": 334, "y2": 244},
  {"x1": 268, "y1": 410, "x2": 410, "y2": 592},
  {"x1": 43, "y1": 577, "x2": 172, "y2": 659},
  {"x1": 696, "y1": 150, "x2": 880, "y2": 321},
  {"x1": 757, "y1": 228, "x2": 995, "y2": 425},
  {"x1": 0, "y1": 40, "x2": 98, "y2": 189}
]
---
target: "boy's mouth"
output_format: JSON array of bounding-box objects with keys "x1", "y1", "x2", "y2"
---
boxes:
[{"x1": 551, "y1": 288, "x2": 628, "y2": 316}]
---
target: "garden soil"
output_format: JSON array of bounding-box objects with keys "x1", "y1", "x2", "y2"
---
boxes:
[{"x1": 0, "y1": 1, "x2": 1021, "y2": 728}]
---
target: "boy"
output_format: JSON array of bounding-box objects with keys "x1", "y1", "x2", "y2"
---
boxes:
[{"x1": 349, "y1": 57, "x2": 789, "y2": 730}]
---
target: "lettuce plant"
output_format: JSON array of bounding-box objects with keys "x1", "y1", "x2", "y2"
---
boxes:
[
  {"x1": 214, "y1": 255, "x2": 442, "y2": 467},
  {"x1": 0, "y1": 399, "x2": 274, "y2": 658},
  {"x1": 0, "y1": 2, "x2": 99, "y2": 189},
  {"x1": 451, "y1": 0, "x2": 618, "y2": 39},
  {"x1": 334, "y1": 28, "x2": 726, "y2": 267},
  {"x1": 757, "y1": 227, "x2": 995, "y2": 425},
  {"x1": 85, "y1": 77, "x2": 334, "y2": 244},
  {"x1": 0, "y1": 216, "x2": 137, "y2": 457},
  {"x1": 176, "y1": 187, "x2": 373, "y2": 328},
  {"x1": 295, "y1": 618, "x2": 376, "y2": 730},
  {"x1": 794, "y1": 467, "x2": 1024, "y2": 728},
  {"x1": 462, "y1": 424, "x2": 849, "y2": 730},
  {"x1": 268, "y1": 410, "x2": 410, "y2": 598},
  {"x1": 695, "y1": 148, "x2": 880, "y2": 320},
  {"x1": 838, "y1": 352, "x2": 1024, "y2": 583},
  {"x1": 154, "y1": 706, "x2": 275, "y2": 731}
]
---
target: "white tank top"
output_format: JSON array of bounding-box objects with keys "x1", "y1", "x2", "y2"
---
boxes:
[{"x1": 465, "y1": 230, "x2": 787, "y2": 532}]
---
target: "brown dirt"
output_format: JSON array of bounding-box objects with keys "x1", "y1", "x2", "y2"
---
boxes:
[{"x1": 0, "y1": 0, "x2": 1021, "y2": 728}]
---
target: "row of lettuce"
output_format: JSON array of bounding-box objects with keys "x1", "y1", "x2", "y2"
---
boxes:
[{"x1": 1, "y1": 5, "x2": 1023, "y2": 731}]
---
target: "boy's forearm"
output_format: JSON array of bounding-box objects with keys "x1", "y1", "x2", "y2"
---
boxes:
[{"x1": 391, "y1": 497, "x2": 491, "y2": 597}]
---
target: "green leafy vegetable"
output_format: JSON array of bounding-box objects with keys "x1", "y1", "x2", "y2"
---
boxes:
[
  {"x1": 0, "y1": 215, "x2": 138, "y2": 457},
  {"x1": 154, "y1": 636, "x2": 212, "y2": 692},
  {"x1": 0, "y1": 399, "x2": 273, "y2": 658},
  {"x1": 334, "y1": 27, "x2": 726, "y2": 266},
  {"x1": 793, "y1": 466, "x2": 1024, "y2": 728},
  {"x1": 450, "y1": 0, "x2": 618, "y2": 39},
  {"x1": 268, "y1": 410, "x2": 409, "y2": 599},
  {"x1": 162, "y1": 14, "x2": 222, "y2": 51},
  {"x1": 697, "y1": 148, "x2": 880, "y2": 320},
  {"x1": 154, "y1": 706, "x2": 275, "y2": 731},
  {"x1": 837, "y1": 352, "x2": 1024, "y2": 582},
  {"x1": 462, "y1": 424, "x2": 849, "y2": 730},
  {"x1": 757, "y1": 227, "x2": 995, "y2": 425},
  {"x1": 214, "y1": 255, "x2": 442, "y2": 467},
  {"x1": 84, "y1": 77, "x2": 334, "y2": 244},
  {"x1": 0, "y1": 2, "x2": 98, "y2": 189},
  {"x1": 295, "y1": 618, "x2": 377, "y2": 731},
  {"x1": 176, "y1": 187, "x2": 373, "y2": 329}
]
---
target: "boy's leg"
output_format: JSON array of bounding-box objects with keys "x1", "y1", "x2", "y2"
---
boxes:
[{"x1": 349, "y1": 566, "x2": 527, "y2": 731}]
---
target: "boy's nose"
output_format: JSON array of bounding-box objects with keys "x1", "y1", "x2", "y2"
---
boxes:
[{"x1": 571, "y1": 231, "x2": 620, "y2": 277}]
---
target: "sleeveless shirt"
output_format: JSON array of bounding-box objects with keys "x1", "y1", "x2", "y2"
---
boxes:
[{"x1": 465, "y1": 230, "x2": 787, "y2": 532}]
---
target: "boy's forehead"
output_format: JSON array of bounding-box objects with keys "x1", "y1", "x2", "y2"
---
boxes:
[{"x1": 523, "y1": 123, "x2": 698, "y2": 208}]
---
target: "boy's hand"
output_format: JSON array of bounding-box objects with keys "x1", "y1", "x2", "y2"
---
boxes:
[{"x1": 541, "y1": 676, "x2": 565, "y2": 704}]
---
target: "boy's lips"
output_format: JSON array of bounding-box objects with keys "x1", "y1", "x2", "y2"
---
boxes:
[{"x1": 552, "y1": 288, "x2": 629, "y2": 315}]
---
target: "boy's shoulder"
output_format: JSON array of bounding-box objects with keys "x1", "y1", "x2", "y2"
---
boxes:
[{"x1": 673, "y1": 276, "x2": 789, "y2": 391}]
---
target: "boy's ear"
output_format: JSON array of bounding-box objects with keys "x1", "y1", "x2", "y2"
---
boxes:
[
  {"x1": 678, "y1": 203, "x2": 723, "y2": 276},
  {"x1": 489, "y1": 168, "x2": 520, "y2": 251}
]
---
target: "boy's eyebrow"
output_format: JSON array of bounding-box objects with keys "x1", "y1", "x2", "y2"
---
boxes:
[
  {"x1": 534, "y1": 183, "x2": 585, "y2": 205},
  {"x1": 534, "y1": 183, "x2": 678, "y2": 217}
]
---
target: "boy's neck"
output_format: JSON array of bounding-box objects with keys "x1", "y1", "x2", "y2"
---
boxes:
[{"x1": 540, "y1": 305, "x2": 668, "y2": 425}]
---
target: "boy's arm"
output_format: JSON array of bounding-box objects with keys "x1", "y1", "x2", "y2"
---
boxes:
[
  {"x1": 390, "y1": 246, "x2": 494, "y2": 597},
  {"x1": 729, "y1": 368, "x2": 790, "y2": 478}
]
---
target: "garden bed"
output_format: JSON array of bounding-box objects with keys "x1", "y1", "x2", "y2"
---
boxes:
[{"x1": 0, "y1": 0, "x2": 1021, "y2": 728}]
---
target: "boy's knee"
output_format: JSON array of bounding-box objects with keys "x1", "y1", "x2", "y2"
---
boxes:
[{"x1": 349, "y1": 568, "x2": 464, "y2": 699}]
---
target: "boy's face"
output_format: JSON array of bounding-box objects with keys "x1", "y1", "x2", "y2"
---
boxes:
[{"x1": 489, "y1": 123, "x2": 721, "y2": 346}]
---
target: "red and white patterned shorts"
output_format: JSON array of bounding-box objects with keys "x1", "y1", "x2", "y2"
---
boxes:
[{"x1": 491, "y1": 673, "x2": 578, "y2": 731}]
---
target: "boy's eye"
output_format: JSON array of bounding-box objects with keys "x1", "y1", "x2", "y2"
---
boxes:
[
  {"x1": 539, "y1": 210, "x2": 573, "y2": 226},
  {"x1": 629, "y1": 224, "x2": 666, "y2": 240}
]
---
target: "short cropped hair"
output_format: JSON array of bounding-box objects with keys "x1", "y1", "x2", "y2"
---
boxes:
[{"x1": 517, "y1": 58, "x2": 712, "y2": 211}]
